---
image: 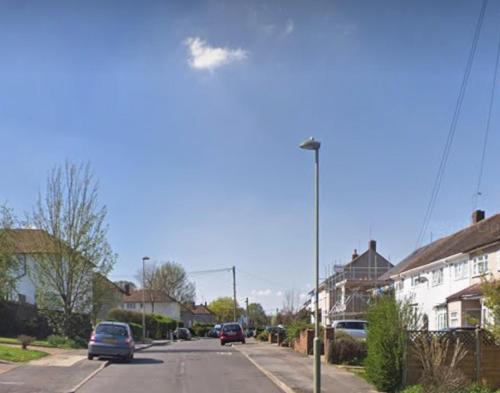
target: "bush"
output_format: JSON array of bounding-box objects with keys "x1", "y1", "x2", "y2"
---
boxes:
[
  {"x1": 256, "y1": 331, "x2": 269, "y2": 341},
  {"x1": 106, "y1": 308, "x2": 179, "y2": 339},
  {"x1": 463, "y1": 384, "x2": 500, "y2": 393},
  {"x1": 129, "y1": 322, "x2": 143, "y2": 340},
  {"x1": 401, "y1": 386, "x2": 423, "y2": 393},
  {"x1": 364, "y1": 295, "x2": 416, "y2": 393},
  {"x1": 191, "y1": 323, "x2": 213, "y2": 337},
  {"x1": 0, "y1": 300, "x2": 53, "y2": 338},
  {"x1": 47, "y1": 335, "x2": 76, "y2": 348},
  {"x1": 17, "y1": 335, "x2": 35, "y2": 350},
  {"x1": 285, "y1": 321, "x2": 313, "y2": 342},
  {"x1": 328, "y1": 332, "x2": 367, "y2": 365}
]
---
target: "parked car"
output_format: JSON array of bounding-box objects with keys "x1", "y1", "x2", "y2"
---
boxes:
[
  {"x1": 174, "y1": 328, "x2": 192, "y2": 340},
  {"x1": 220, "y1": 323, "x2": 245, "y2": 345},
  {"x1": 88, "y1": 321, "x2": 135, "y2": 361},
  {"x1": 332, "y1": 320, "x2": 367, "y2": 340},
  {"x1": 207, "y1": 327, "x2": 220, "y2": 338}
]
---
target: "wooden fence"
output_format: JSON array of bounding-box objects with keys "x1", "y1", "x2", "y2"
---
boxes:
[{"x1": 405, "y1": 329, "x2": 500, "y2": 389}]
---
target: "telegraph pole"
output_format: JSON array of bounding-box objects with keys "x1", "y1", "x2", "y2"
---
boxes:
[
  {"x1": 232, "y1": 266, "x2": 237, "y2": 322},
  {"x1": 245, "y1": 297, "x2": 249, "y2": 328}
]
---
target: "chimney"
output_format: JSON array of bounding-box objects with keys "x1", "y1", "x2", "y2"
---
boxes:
[
  {"x1": 352, "y1": 249, "x2": 359, "y2": 260},
  {"x1": 124, "y1": 283, "x2": 131, "y2": 296},
  {"x1": 472, "y1": 210, "x2": 485, "y2": 225},
  {"x1": 369, "y1": 240, "x2": 377, "y2": 252}
]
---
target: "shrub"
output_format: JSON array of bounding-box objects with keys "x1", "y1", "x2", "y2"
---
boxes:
[
  {"x1": 285, "y1": 321, "x2": 313, "y2": 342},
  {"x1": 328, "y1": 331, "x2": 367, "y2": 365},
  {"x1": 47, "y1": 335, "x2": 76, "y2": 348},
  {"x1": 401, "y1": 386, "x2": 423, "y2": 393},
  {"x1": 256, "y1": 331, "x2": 269, "y2": 341},
  {"x1": 106, "y1": 308, "x2": 179, "y2": 339},
  {"x1": 191, "y1": 323, "x2": 213, "y2": 337},
  {"x1": 17, "y1": 335, "x2": 35, "y2": 350},
  {"x1": 129, "y1": 322, "x2": 143, "y2": 340},
  {"x1": 365, "y1": 295, "x2": 417, "y2": 393},
  {"x1": 464, "y1": 384, "x2": 500, "y2": 393}
]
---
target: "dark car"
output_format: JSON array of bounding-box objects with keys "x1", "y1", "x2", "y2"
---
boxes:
[
  {"x1": 175, "y1": 328, "x2": 192, "y2": 340},
  {"x1": 88, "y1": 321, "x2": 135, "y2": 361},
  {"x1": 220, "y1": 323, "x2": 245, "y2": 345}
]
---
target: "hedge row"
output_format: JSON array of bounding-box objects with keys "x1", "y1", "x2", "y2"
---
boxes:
[
  {"x1": 191, "y1": 323, "x2": 214, "y2": 337},
  {"x1": 107, "y1": 308, "x2": 182, "y2": 339}
]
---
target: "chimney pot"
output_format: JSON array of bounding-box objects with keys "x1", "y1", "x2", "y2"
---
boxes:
[
  {"x1": 369, "y1": 240, "x2": 377, "y2": 252},
  {"x1": 352, "y1": 249, "x2": 359, "y2": 260},
  {"x1": 472, "y1": 210, "x2": 485, "y2": 225}
]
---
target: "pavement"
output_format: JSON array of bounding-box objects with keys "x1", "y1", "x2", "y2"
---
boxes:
[{"x1": 234, "y1": 339, "x2": 379, "y2": 393}]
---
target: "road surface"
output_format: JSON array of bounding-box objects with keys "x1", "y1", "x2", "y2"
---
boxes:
[{"x1": 78, "y1": 338, "x2": 283, "y2": 393}]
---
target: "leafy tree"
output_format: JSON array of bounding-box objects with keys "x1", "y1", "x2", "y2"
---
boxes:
[
  {"x1": 247, "y1": 303, "x2": 268, "y2": 327},
  {"x1": 136, "y1": 261, "x2": 195, "y2": 308},
  {"x1": 30, "y1": 162, "x2": 116, "y2": 337},
  {"x1": 0, "y1": 204, "x2": 22, "y2": 300},
  {"x1": 209, "y1": 297, "x2": 243, "y2": 323},
  {"x1": 481, "y1": 278, "x2": 500, "y2": 339},
  {"x1": 365, "y1": 294, "x2": 418, "y2": 393}
]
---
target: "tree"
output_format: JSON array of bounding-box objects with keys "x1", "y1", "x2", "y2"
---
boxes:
[
  {"x1": 152, "y1": 261, "x2": 195, "y2": 304},
  {"x1": 30, "y1": 162, "x2": 116, "y2": 337},
  {"x1": 136, "y1": 261, "x2": 195, "y2": 307},
  {"x1": 0, "y1": 204, "x2": 22, "y2": 300},
  {"x1": 482, "y1": 278, "x2": 500, "y2": 339},
  {"x1": 247, "y1": 303, "x2": 268, "y2": 327},
  {"x1": 209, "y1": 297, "x2": 243, "y2": 323},
  {"x1": 282, "y1": 289, "x2": 299, "y2": 314},
  {"x1": 135, "y1": 262, "x2": 159, "y2": 312}
]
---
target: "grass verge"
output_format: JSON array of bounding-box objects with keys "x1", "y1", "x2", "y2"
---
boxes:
[
  {"x1": 0, "y1": 337, "x2": 54, "y2": 348},
  {"x1": 0, "y1": 344, "x2": 48, "y2": 363}
]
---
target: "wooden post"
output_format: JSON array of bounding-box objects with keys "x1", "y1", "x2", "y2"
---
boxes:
[{"x1": 475, "y1": 327, "x2": 482, "y2": 383}]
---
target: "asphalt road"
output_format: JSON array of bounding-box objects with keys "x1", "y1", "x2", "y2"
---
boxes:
[{"x1": 78, "y1": 338, "x2": 283, "y2": 393}]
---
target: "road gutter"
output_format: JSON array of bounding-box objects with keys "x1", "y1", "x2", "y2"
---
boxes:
[
  {"x1": 66, "y1": 360, "x2": 110, "y2": 393},
  {"x1": 233, "y1": 346, "x2": 296, "y2": 393}
]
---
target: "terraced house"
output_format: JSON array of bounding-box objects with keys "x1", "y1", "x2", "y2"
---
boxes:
[{"x1": 391, "y1": 210, "x2": 500, "y2": 330}]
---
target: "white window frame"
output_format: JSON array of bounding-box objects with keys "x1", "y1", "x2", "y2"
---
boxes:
[
  {"x1": 453, "y1": 260, "x2": 469, "y2": 280},
  {"x1": 450, "y1": 311, "x2": 459, "y2": 328},
  {"x1": 432, "y1": 268, "x2": 443, "y2": 286},
  {"x1": 395, "y1": 280, "x2": 404, "y2": 291},
  {"x1": 436, "y1": 309, "x2": 448, "y2": 330},
  {"x1": 472, "y1": 254, "x2": 489, "y2": 276},
  {"x1": 126, "y1": 303, "x2": 136, "y2": 310}
]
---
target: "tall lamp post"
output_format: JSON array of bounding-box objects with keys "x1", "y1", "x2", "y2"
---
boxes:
[
  {"x1": 142, "y1": 256, "x2": 150, "y2": 342},
  {"x1": 299, "y1": 137, "x2": 321, "y2": 393}
]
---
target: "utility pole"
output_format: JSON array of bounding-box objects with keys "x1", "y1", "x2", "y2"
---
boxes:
[
  {"x1": 232, "y1": 266, "x2": 237, "y2": 322},
  {"x1": 141, "y1": 256, "x2": 150, "y2": 343},
  {"x1": 245, "y1": 297, "x2": 249, "y2": 328}
]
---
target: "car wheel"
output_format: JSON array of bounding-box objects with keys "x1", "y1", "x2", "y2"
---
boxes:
[
  {"x1": 242, "y1": 339, "x2": 246, "y2": 344},
  {"x1": 220, "y1": 341, "x2": 225, "y2": 346},
  {"x1": 87, "y1": 354, "x2": 94, "y2": 360},
  {"x1": 129, "y1": 352, "x2": 134, "y2": 360}
]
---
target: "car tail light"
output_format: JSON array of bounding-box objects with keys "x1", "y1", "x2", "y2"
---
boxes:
[
  {"x1": 125, "y1": 336, "x2": 131, "y2": 344},
  {"x1": 90, "y1": 332, "x2": 96, "y2": 342}
]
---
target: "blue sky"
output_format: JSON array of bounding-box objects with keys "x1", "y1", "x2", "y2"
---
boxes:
[{"x1": 1, "y1": 0, "x2": 500, "y2": 313}]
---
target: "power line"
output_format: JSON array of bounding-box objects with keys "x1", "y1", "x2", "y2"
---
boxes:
[
  {"x1": 473, "y1": 8, "x2": 500, "y2": 210},
  {"x1": 415, "y1": 0, "x2": 488, "y2": 248}
]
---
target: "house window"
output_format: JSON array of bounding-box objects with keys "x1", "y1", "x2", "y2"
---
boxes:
[
  {"x1": 17, "y1": 294, "x2": 26, "y2": 303},
  {"x1": 432, "y1": 268, "x2": 443, "y2": 286},
  {"x1": 395, "y1": 280, "x2": 404, "y2": 291},
  {"x1": 450, "y1": 312, "x2": 459, "y2": 327},
  {"x1": 454, "y1": 261, "x2": 468, "y2": 280},
  {"x1": 411, "y1": 276, "x2": 419, "y2": 287},
  {"x1": 126, "y1": 303, "x2": 136, "y2": 310},
  {"x1": 436, "y1": 309, "x2": 448, "y2": 330},
  {"x1": 472, "y1": 255, "x2": 488, "y2": 276}
]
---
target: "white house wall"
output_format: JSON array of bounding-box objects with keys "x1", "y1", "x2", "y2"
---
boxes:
[{"x1": 395, "y1": 248, "x2": 500, "y2": 330}]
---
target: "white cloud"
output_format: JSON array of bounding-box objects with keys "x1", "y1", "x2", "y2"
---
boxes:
[
  {"x1": 275, "y1": 291, "x2": 283, "y2": 296},
  {"x1": 185, "y1": 37, "x2": 248, "y2": 71},
  {"x1": 251, "y1": 288, "x2": 272, "y2": 296},
  {"x1": 283, "y1": 19, "x2": 294, "y2": 37}
]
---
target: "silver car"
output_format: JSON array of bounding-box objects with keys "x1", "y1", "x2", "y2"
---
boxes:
[
  {"x1": 332, "y1": 320, "x2": 367, "y2": 340},
  {"x1": 88, "y1": 321, "x2": 135, "y2": 361}
]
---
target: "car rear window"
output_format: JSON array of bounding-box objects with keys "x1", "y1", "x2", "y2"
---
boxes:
[
  {"x1": 337, "y1": 322, "x2": 366, "y2": 330},
  {"x1": 96, "y1": 324, "x2": 128, "y2": 336},
  {"x1": 223, "y1": 324, "x2": 241, "y2": 332}
]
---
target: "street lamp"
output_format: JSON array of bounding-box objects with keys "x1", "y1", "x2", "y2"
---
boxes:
[
  {"x1": 299, "y1": 137, "x2": 321, "y2": 393},
  {"x1": 142, "y1": 256, "x2": 150, "y2": 342}
]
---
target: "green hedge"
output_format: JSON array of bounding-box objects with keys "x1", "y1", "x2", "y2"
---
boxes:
[
  {"x1": 107, "y1": 308, "x2": 180, "y2": 339},
  {"x1": 191, "y1": 323, "x2": 213, "y2": 337}
]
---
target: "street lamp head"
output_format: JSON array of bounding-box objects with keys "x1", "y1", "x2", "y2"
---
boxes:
[
  {"x1": 299, "y1": 137, "x2": 321, "y2": 151},
  {"x1": 142, "y1": 256, "x2": 150, "y2": 262}
]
